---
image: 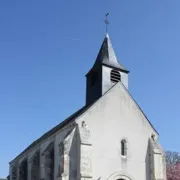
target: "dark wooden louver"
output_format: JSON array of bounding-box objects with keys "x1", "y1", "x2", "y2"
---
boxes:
[{"x1": 110, "y1": 70, "x2": 121, "y2": 83}]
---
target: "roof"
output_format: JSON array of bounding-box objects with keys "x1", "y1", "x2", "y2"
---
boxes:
[
  {"x1": 11, "y1": 81, "x2": 158, "y2": 163},
  {"x1": 10, "y1": 104, "x2": 92, "y2": 163},
  {"x1": 87, "y1": 33, "x2": 129, "y2": 75}
]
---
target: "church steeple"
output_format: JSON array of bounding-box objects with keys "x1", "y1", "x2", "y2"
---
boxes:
[
  {"x1": 86, "y1": 33, "x2": 129, "y2": 105},
  {"x1": 91, "y1": 33, "x2": 128, "y2": 72}
]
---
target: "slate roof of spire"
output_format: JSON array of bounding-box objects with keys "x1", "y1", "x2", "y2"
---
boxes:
[{"x1": 89, "y1": 33, "x2": 129, "y2": 73}]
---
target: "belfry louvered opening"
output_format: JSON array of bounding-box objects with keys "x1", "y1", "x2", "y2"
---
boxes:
[{"x1": 110, "y1": 69, "x2": 121, "y2": 83}]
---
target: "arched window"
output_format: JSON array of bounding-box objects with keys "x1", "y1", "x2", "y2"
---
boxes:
[
  {"x1": 121, "y1": 139, "x2": 127, "y2": 156},
  {"x1": 110, "y1": 69, "x2": 121, "y2": 83}
]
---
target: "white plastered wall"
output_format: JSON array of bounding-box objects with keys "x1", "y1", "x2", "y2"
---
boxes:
[{"x1": 75, "y1": 82, "x2": 159, "y2": 180}]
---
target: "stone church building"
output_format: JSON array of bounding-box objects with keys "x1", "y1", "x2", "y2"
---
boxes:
[{"x1": 9, "y1": 33, "x2": 166, "y2": 180}]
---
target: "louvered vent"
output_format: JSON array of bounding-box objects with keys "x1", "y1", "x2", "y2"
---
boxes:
[{"x1": 110, "y1": 69, "x2": 121, "y2": 83}]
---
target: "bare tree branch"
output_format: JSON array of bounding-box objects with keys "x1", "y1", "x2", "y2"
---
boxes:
[{"x1": 166, "y1": 151, "x2": 180, "y2": 180}]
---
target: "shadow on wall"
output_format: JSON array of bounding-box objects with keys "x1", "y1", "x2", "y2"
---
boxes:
[
  {"x1": 145, "y1": 140, "x2": 151, "y2": 180},
  {"x1": 69, "y1": 128, "x2": 80, "y2": 179}
]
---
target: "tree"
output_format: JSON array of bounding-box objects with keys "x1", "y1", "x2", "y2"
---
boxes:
[{"x1": 166, "y1": 151, "x2": 180, "y2": 180}]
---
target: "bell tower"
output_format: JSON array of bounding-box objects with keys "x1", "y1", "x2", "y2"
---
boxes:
[{"x1": 86, "y1": 33, "x2": 129, "y2": 105}]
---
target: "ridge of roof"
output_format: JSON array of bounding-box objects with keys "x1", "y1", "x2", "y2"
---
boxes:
[
  {"x1": 10, "y1": 83, "x2": 118, "y2": 164},
  {"x1": 10, "y1": 105, "x2": 91, "y2": 163}
]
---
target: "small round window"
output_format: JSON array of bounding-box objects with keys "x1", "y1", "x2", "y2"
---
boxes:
[{"x1": 110, "y1": 69, "x2": 121, "y2": 83}]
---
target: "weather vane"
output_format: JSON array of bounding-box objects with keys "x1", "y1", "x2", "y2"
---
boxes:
[{"x1": 104, "y1": 13, "x2": 110, "y2": 33}]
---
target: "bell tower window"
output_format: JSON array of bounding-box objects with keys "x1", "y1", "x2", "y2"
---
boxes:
[{"x1": 110, "y1": 69, "x2": 121, "y2": 83}]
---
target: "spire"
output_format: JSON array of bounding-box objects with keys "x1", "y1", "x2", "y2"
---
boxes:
[
  {"x1": 91, "y1": 33, "x2": 129, "y2": 73},
  {"x1": 85, "y1": 33, "x2": 129, "y2": 105}
]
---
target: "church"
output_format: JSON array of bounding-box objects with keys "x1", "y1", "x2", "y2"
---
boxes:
[{"x1": 9, "y1": 32, "x2": 167, "y2": 180}]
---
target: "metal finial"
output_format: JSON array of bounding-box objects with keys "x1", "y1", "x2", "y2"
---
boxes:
[{"x1": 104, "y1": 13, "x2": 110, "y2": 33}]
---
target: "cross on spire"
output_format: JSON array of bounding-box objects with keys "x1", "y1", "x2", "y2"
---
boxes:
[{"x1": 104, "y1": 13, "x2": 110, "y2": 33}]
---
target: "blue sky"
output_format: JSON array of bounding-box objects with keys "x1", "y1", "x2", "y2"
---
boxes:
[{"x1": 0, "y1": 0, "x2": 180, "y2": 177}]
